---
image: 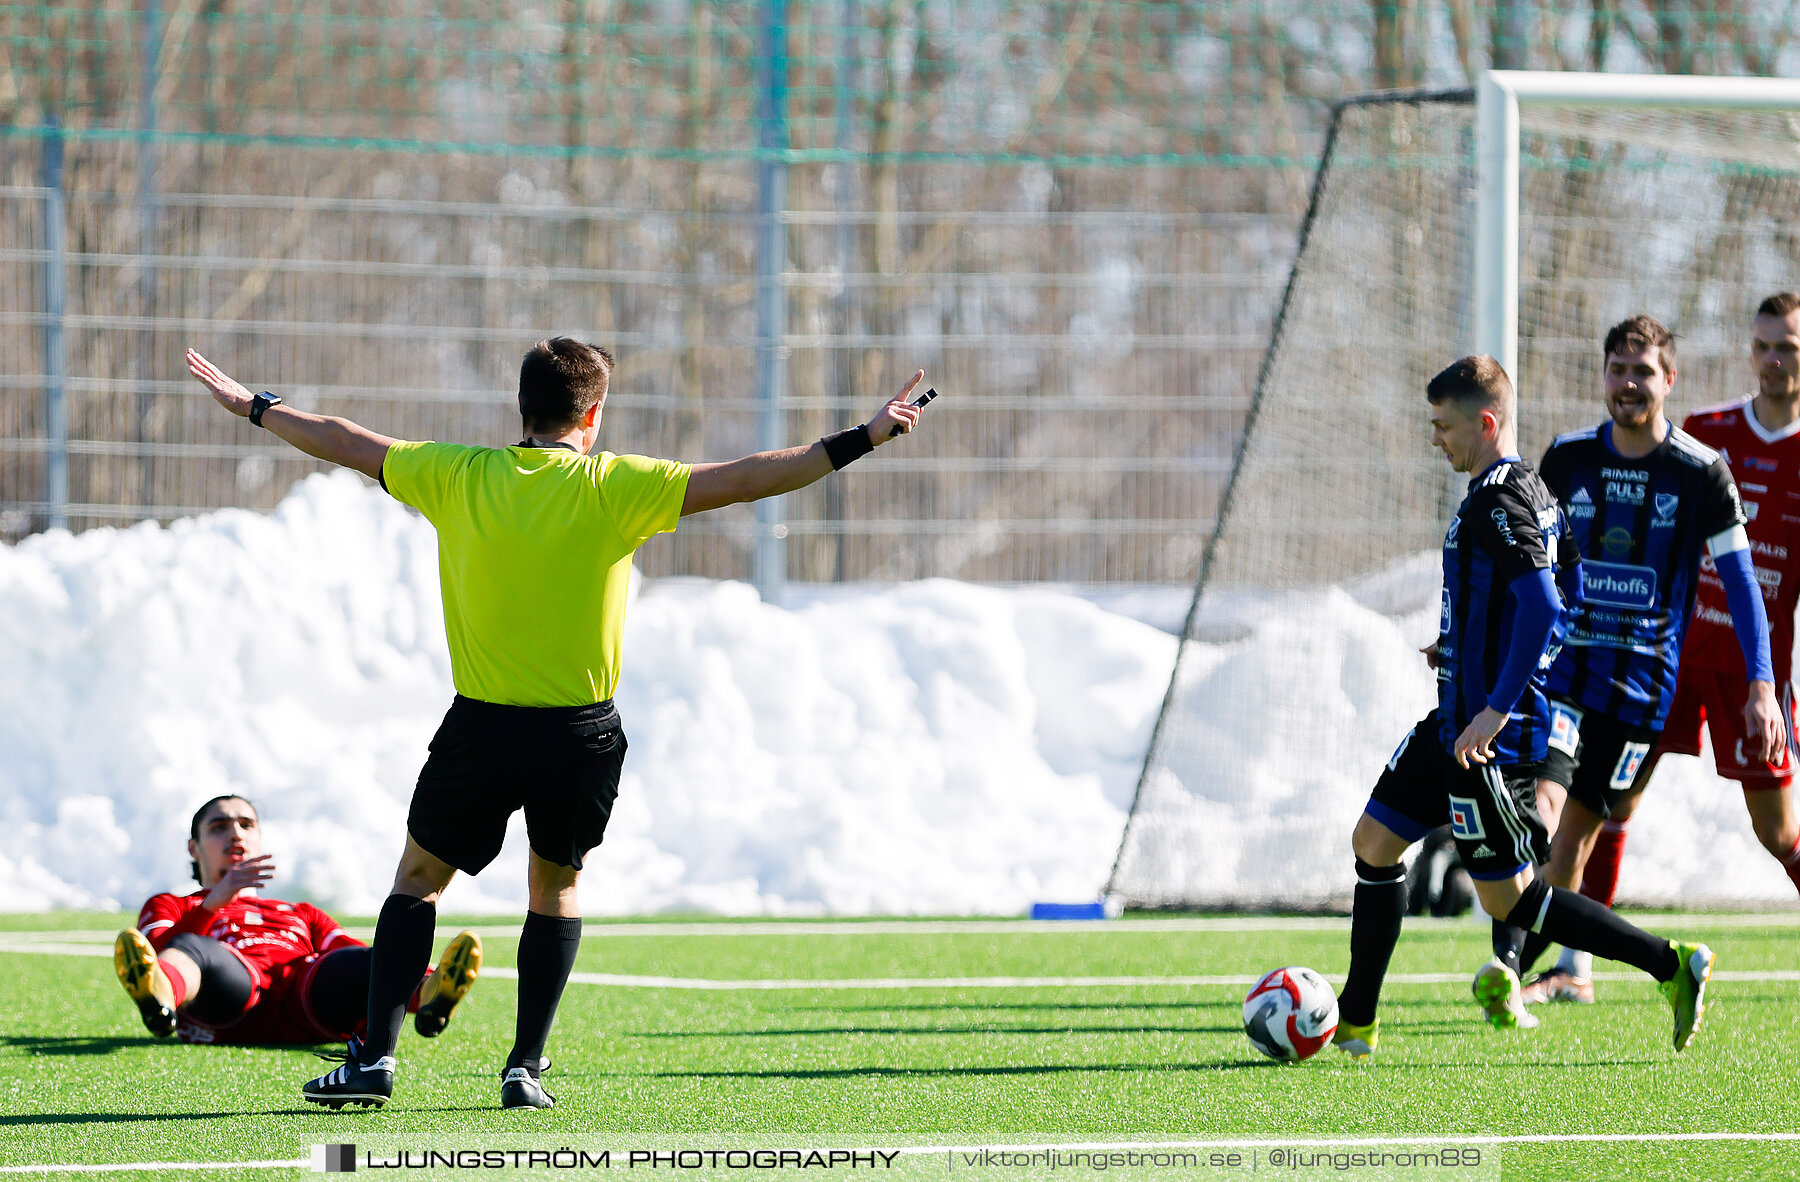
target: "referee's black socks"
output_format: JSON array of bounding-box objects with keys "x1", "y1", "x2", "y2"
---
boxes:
[
  {"x1": 1503, "y1": 878, "x2": 1679, "y2": 982},
  {"x1": 1339, "y1": 858, "x2": 1407, "y2": 1028},
  {"x1": 508, "y1": 911, "x2": 583, "y2": 1076},
  {"x1": 363, "y1": 893, "x2": 439, "y2": 1062}
]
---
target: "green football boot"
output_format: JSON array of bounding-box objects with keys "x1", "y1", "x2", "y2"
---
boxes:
[
  {"x1": 1333, "y1": 1017, "x2": 1379, "y2": 1059},
  {"x1": 1660, "y1": 941, "x2": 1715, "y2": 1052},
  {"x1": 1472, "y1": 958, "x2": 1540, "y2": 1030}
]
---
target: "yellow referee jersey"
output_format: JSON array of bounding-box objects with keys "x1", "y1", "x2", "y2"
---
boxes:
[{"x1": 382, "y1": 441, "x2": 690, "y2": 706}]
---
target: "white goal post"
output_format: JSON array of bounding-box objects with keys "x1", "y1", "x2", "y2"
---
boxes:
[
  {"x1": 1110, "y1": 70, "x2": 1800, "y2": 912},
  {"x1": 1477, "y1": 70, "x2": 1800, "y2": 385}
]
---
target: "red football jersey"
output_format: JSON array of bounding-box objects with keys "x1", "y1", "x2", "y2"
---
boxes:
[
  {"x1": 136, "y1": 889, "x2": 362, "y2": 976},
  {"x1": 136, "y1": 889, "x2": 366, "y2": 1043},
  {"x1": 1680, "y1": 397, "x2": 1800, "y2": 683}
]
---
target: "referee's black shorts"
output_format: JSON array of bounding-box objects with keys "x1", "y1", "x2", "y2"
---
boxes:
[
  {"x1": 1364, "y1": 710, "x2": 1548, "y2": 881},
  {"x1": 408, "y1": 694, "x2": 626, "y2": 874}
]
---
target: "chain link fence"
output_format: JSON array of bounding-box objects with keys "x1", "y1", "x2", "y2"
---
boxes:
[{"x1": 2, "y1": 1, "x2": 1797, "y2": 582}]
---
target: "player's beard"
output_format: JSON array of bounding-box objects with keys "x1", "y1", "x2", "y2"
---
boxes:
[
  {"x1": 1608, "y1": 393, "x2": 1659, "y2": 432},
  {"x1": 1759, "y1": 371, "x2": 1800, "y2": 403}
]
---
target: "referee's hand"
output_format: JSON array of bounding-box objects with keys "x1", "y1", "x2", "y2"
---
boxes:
[
  {"x1": 864, "y1": 371, "x2": 926, "y2": 446},
  {"x1": 1453, "y1": 706, "x2": 1509, "y2": 769},
  {"x1": 187, "y1": 349, "x2": 255, "y2": 418}
]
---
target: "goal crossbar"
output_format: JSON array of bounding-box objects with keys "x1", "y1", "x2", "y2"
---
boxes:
[{"x1": 1477, "y1": 70, "x2": 1800, "y2": 384}]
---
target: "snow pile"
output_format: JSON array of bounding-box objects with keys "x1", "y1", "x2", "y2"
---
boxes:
[
  {"x1": 0, "y1": 473, "x2": 1173, "y2": 915},
  {"x1": 1116, "y1": 553, "x2": 1800, "y2": 907},
  {"x1": 1114, "y1": 584, "x2": 1442, "y2": 907},
  {"x1": 1, "y1": 472, "x2": 1792, "y2": 915}
]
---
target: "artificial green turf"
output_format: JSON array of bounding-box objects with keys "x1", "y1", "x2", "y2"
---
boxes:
[{"x1": 1, "y1": 913, "x2": 1795, "y2": 1180}]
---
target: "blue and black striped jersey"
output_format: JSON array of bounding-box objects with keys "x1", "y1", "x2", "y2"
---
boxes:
[
  {"x1": 1539, "y1": 422, "x2": 1745, "y2": 731},
  {"x1": 1436, "y1": 458, "x2": 1579, "y2": 763}
]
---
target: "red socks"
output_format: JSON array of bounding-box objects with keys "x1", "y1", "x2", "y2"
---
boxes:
[
  {"x1": 1575, "y1": 803, "x2": 1800, "y2": 902},
  {"x1": 161, "y1": 959, "x2": 189, "y2": 1009},
  {"x1": 1580, "y1": 820, "x2": 1628, "y2": 907}
]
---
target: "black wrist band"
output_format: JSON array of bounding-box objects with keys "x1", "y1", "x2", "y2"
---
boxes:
[
  {"x1": 249, "y1": 391, "x2": 282, "y2": 428},
  {"x1": 821, "y1": 425, "x2": 874, "y2": 470}
]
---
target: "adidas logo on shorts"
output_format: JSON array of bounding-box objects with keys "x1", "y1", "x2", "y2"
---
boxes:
[{"x1": 1471, "y1": 844, "x2": 1495, "y2": 858}]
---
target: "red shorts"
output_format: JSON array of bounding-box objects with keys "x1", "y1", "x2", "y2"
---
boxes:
[
  {"x1": 175, "y1": 952, "x2": 350, "y2": 1046},
  {"x1": 1658, "y1": 669, "x2": 1796, "y2": 788}
]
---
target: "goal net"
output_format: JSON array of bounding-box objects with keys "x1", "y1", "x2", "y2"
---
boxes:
[{"x1": 1109, "y1": 77, "x2": 1800, "y2": 910}]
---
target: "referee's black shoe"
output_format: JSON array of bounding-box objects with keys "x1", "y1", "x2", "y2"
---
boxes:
[
  {"x1": 500, "y1": 1063, "x2": 555, "y2": 1110},
  {"x1": 303, "y1": 1037, "x2": 395, "y2": 1110}
]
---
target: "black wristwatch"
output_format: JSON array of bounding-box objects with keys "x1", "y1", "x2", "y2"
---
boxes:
[{"x1": 249, "y1": 391, "x2": 283, "y2": 427}]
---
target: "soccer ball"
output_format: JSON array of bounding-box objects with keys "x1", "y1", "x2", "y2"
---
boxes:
[{"x1": 1242, "y1": 966, "x2": 1338, "y2": 1062}]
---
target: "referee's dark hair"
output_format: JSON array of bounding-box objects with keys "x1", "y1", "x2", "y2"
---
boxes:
[
  {"x1": 519, "y1": 337, "x2": 614, "y2": 435},
  {"x1": 1603, "y1": 314, "x2": 1675, "y2": 376},
  {"x1": 1426, "y1": 354, "x2": 1514, "y2": 423},
  {"x1": 189, "y1": 795, "x2": 258, "y2": 885}
]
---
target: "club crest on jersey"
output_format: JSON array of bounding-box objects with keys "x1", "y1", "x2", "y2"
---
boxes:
[{"x1": 1655, "y1": 493, "x2": 1678, "y2": 520}]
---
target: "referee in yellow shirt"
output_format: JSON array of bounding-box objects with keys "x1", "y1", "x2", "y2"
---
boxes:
[{"x1": 186, "y1": 339, "x2": 926, "y2": 1110}]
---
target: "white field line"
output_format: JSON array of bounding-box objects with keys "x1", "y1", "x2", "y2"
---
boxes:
[
  {"x1": 0, "y1": 1162, "x2": 306, "y2": 1175},
  {"x1": 8, "y1": 1133, "x2": 1800, "y2": 1174},
  {"x1": 489, "y1": 966, "x2": 1800, "y2": 990},
  {"x1": 3, "y1": 910, "x2": 1794, "y2": 947},
  {"x1": 5, "y1": 935, "x2": 1798, "y2": 989}
]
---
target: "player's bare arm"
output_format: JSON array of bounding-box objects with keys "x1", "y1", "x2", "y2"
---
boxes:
[
  {"x1": 680, "y1": 370, "x2": 926, "y2": 517},
  {"x1": 186, "y1": 349, "x2": 396, "y2": 482}
]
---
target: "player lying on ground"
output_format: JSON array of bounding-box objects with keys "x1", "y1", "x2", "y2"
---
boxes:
[
  {"x1": 1526, "y1": 293, "x2": 1800, "y2": 1006},
  {"x1": 114, "y1": 794, "x2": 481, "y2": 1047},
  {"x1": 186, "y1": 339, "x2": 928, "y2": 1110},
  {"x1": 1333, "y1": 355, "x2": 1714, "y2": 1061},
  {"x1": 1481, "y1": 315, "x2": 1777, "y2": 1022}
]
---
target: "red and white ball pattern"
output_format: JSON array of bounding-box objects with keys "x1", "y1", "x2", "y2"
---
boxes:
[{"x1": 1242, "y1": 966, "x2": 1339, "y2": 1062}]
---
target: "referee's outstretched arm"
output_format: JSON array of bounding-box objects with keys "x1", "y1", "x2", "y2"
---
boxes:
[
  {"x1": 187, "y1": 348, "x2": 926, "y2": 508},
  {"x1": 187, "y1": 349, "x2": 395, "y2": 480},
  {"x1": 680, "y1": 370, "x2": 926, "y2": 516}
]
